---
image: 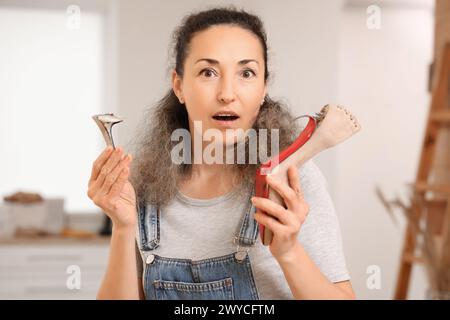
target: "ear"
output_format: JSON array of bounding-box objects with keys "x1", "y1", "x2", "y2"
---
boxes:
[{"x1": 172, "y1": 69, "x2": 183, "y2": 102}]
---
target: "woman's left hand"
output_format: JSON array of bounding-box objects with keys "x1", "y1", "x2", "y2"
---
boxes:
[{"x1": 251, "y1": 166, "x2": 309, "y2": 261}]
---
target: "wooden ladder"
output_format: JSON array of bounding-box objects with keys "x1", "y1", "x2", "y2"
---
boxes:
[{"x1": 394, "y1": 43, "x2": 450, "y2": 299}]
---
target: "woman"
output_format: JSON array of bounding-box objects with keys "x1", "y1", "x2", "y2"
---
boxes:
[{"x1": 88, "y1": 6, "x2": 356, "y2": 300}]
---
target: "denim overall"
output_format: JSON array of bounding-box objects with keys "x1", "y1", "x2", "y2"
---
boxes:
[{"x1": 136, "y1": 191, "x2": 260, "y2": 300}]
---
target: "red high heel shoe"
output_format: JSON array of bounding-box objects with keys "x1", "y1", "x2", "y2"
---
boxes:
[
  {"x1": 254, "y1": 104, "x2": 361, "y2": 245},
  {"x1": 255, "y1": 116, "x2": 317, "y2": 246}
]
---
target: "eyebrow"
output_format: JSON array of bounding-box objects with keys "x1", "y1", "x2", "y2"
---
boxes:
[{"x1": 195, "y1": 58, "x2": 259, "y2": 66}]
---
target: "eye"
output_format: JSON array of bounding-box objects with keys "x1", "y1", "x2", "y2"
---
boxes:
[
  {"x1": 242, "y1": 69, "x2": 256, "y2": 79},
  {"x1": 200, "y1": 68, "x2": 217, "y2": 78}
]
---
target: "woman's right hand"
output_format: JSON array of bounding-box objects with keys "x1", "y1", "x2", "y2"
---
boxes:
[{"x1": 87, "y1": 146, "x2": 137, "y2": 230}]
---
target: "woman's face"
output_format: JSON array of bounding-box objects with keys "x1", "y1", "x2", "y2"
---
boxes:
[{"x1": 172, "y1": 24, "x2": 267, "y2": 147}]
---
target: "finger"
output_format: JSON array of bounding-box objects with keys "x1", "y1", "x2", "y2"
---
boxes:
[
  {"x1": 266, "y1": 174, "x2": 299, "y2": 211},
  {"x1": 99, "y1": 154, "x2": 130, "y2": 195},
  {"x1": 287, "y1": 166, "x2": 310, "y2": 220},
  {"x1": 253, "y1": 209, "x2": 285, "y2": 235},
  {"x1": 89, "y1": 146, "x2": 113, "y2": 185},
  {"x1": 99, "y1": 154, "x2": 132, "y2": 195},
  {"x1": 288, "y1": 166, "x2": 304, "y2": 201},
  {"x1": 95, "y1": 147, "x2": 125, "y2": 189},
  {"x1": 251, "y1": 196, "x2": 292, "y2": 225},
  {"x1": 108, "y1": 166, "x2": 130, "y2": 198}
]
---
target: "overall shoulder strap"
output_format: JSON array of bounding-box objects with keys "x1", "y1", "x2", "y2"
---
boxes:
[
  {"x1": 136, "y1": 201, "x2": 160, "y2": 251},
  {"x1": 234, "y1": 187, "x2": 259, "y2": 246}
]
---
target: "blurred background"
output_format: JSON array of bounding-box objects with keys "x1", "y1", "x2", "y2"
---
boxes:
[{"x1": 1, "y1": 0, "x2": 448, "y2": 300}]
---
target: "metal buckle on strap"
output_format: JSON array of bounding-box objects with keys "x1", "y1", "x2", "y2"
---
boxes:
[{"x1": 235, "y1": 244, "x2": 249, "y2": 262}]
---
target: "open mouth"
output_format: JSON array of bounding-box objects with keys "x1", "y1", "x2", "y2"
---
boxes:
[{"x1": 212, "y1": 115, "x2": 240, "y2": 121}]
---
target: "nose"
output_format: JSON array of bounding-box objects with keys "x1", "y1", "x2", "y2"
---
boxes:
[{"x1": 217, "y1": 74, "x2": 236, "y2": 104}]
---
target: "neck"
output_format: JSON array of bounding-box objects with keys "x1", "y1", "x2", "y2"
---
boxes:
[
  {"x1": 191, "y1": 162, "x2": 234, "y2": 178},
  {"x1": 179, "y1": 163, "x2": 240, "y2": 199},
  {"x1": 178, "y1": 126, "x2": 242, "y2": 199}
]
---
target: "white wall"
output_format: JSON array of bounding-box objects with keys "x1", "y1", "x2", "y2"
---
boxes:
[
  {"x1": 0, "y1": 1, "x2": 110, "y2": 213},
  {"x1": 337, "y1": 0, "x2": 434, "y2": 299}
]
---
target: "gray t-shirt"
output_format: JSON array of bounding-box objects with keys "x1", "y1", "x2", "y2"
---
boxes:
[{"x1": 136, "y1": 159, "x2": 350, "y2": 299}]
